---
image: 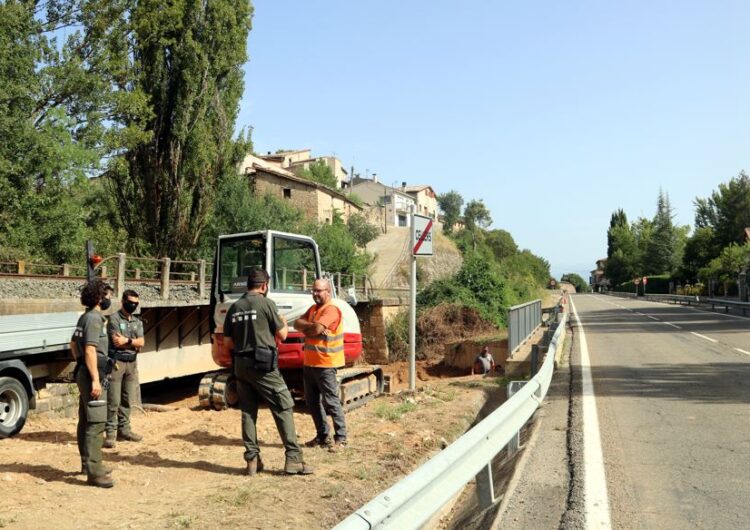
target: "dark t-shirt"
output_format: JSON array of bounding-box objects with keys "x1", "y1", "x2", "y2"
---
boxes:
[
  {"x1": 108, "y1": 310, "x2": 144, "y2": 360},
  {"x1": 224, "y1": 292, "x2": 284, "y2": 352},
  {"x1": 72, "y1": 309, "x2": 108, "y2": 360}
]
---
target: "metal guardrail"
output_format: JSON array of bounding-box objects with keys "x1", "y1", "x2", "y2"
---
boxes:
[
  {"x1": 335, "y1": 313, "x2": 568, "y2": 530},
  {"x1": 508, "y1": 299, "x2": 542, "y2": 355},
  {"x1": 606, "y1": 292, "x2": 750, "y2": 316}
]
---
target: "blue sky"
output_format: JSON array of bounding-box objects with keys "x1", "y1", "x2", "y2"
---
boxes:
[{"x1": 236, "y1": 1, "x2": 750, "y2": 279}]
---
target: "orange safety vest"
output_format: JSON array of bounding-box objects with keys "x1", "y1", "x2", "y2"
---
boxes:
[{"x1": 303, "y1": 302, "x2": 345, "y2": 368}]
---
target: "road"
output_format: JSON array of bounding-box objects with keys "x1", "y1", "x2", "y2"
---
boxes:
[{"x1": 571, "y1": 294, "x2": 750, "y2": 529}]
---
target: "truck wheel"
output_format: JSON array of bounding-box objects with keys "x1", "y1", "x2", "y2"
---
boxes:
[{"x1": 0, "y1": 377, "x2": 29, "y2": 439}]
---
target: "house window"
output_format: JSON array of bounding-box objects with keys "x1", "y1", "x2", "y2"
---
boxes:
[
  {"x1": 283, "y1": 188, "x2": 292, "y2": 199},
  {"x1": 398, "y1": 214, "x2": 407, "y2": 227}
]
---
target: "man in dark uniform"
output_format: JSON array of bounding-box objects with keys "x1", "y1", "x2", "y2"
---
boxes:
[
  {"x1": 223, "y1": 268, "x2": 313, "y2": 476},
  {"x1": 104, "y1": 289, "x2": 144, "y2": 449},
  {"x1": 70, "y1": 280, "x2": 114, "y2": 488}
]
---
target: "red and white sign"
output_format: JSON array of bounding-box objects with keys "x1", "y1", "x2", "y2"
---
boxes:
[
  {"x1": 643, "y1": 276, "x2": 648, "y2": 285},
  {"x1": 412, "y1": 215, "x2": 433, "y2": 256}
]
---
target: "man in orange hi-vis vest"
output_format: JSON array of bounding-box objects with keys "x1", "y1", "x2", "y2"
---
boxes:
[{"x1": 294, "y1": 278, "x2": 348, "y2": 452}]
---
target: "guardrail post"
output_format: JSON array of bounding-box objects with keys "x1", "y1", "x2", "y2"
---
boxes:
[
  {"x1": 17, "y1": 260, "x2": 25, "y2": 274},
  {"x1": 530, "y1": 344, "x2": 539, "y2": 378},
  {"x1": 62, "y1": 264, "x2": 70, "y2": 277},
  {"x1": 302, "y1": 269, "x2": 308, "y2": 291},
  {"x1": 507, "y1": 381, "x2": 526, "y2": 455},
  {"x1": 135, "y1": 268, "x2": 141, "y2": 280},
  {"x1": 475, "y1": 464, "x2": 496, "y2": 509},
  {"x1": 336, "y1": 272, "x2": 342, "y2": 294},
  {"x1": 364, "y1": 276, "x2": 369, "y2": 298},
  {"x1": 161, "y1": 258, "x2": 171, "y2": 300},
  {"x1": 198, "y1": 260, "x2": 206, "y2": 298},
  {"x1": 116, "y1": 253, "x2": 126, "y2": 299},
  {"x1": 100, "y1": 265, "x2": 108, "y2": 278}
]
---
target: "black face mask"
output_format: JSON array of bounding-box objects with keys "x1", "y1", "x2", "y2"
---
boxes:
[
  {"x1": 100, "y1": 298, "x2": 112, "y2": 311},
  {"x1": 123, "y1": 301, "x2": 139, "y2": 314}
]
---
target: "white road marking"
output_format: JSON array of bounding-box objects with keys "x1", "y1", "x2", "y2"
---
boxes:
[
  {"x1": 691, "y1": 332, "x2": 718, "y2": 343},
  {"x1": 664, "y1": 322, "x2": 682, "y2": 329},
  {"x1": 570, "y1": 297, "x2": 612, "y2": 529},
  {"x1": 647, "y1": 315, "x2": 659, "y2": 320},
  {"x1": 735, "y1": 348, "x2": 750, "y2": 356}
]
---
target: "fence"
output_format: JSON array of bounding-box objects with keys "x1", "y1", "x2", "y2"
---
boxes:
[
  {"x1": 334, "y1": 313, "x2": 568, "y2": 530},
  {"x1": 507, "y1": 299, "x2": 542, "y2": 356}
]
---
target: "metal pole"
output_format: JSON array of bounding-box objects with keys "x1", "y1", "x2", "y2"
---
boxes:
[{"x1": 409, "y1": 204, "x2": 416, "y2": 391}]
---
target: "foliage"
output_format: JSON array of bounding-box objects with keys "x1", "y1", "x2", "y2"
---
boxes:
[
  {"x1": 463, "y1": 199, "x2": 492, "y2": 251},
  {"x1": 693, "y1": 171, "x2": 750, "y2": 248},
  {"x1": 698, "y1": 242, "x2": 750, "y2": 284},
  {"x1": 644, "y1": 190, "x2": 681, "y2": 275},
  {"x1": 312, "y1": 218, "x2": 373, "y2": 276},
  {"x1": 680, "y1": 226, "x2": 720, "y2": 282},
  {"x1": 563, "y1": 273, "x2": 591, "y2": 293},
  {"x1": 295, "y1": 159, "x2": 338, "y2": 189},
  {"x1": 346, "y1": 213, "x2": 380, "y2": 248},
  {"x1": 111, "y1": 0, "x2": 254, "y2": 258},
  {"x1": 607, "y1": 209, "x2": 628, "y2": 259},
  {"x1": 484, "y1": 229, "x2": 518, "y2": 261},
  {"x1": 437, "y1": 190, "x2": 463, "y2": 234}
]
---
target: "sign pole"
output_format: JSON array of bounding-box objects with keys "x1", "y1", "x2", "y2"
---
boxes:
[{"x1": 409, "y1": 205, "x2": 416, "y2": 391}]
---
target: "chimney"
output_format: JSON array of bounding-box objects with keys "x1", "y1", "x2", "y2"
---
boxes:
[
  {"x1": 401, "y1": 181, "x2": 406, "y2": 189},
  {"x1": 372, "y1": 173, "x2": 378, "y2": 183},
  {"x1": 267, "y1": 151, "x2": 271, "y2": 155}
]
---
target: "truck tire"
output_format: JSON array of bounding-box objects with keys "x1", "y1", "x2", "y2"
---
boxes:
[{"x1": 0, "y1": 376, "x2": 29, "y2": 439}]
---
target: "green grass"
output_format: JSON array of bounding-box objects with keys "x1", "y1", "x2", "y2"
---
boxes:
[{"x1": 374, "y1": 401, "x2": 418, "y2": 421}]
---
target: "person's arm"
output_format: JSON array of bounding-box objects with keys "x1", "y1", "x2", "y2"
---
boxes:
[
  {"x1": 223, "y1": 335, "x2": 235, "y2": 352},
  {"x1": 84, "y1": 344, "x2": 102, "y2": 399},
  {"x1": 130, "y1": 320, "x2": 145, "y2": 349},
  {"x1": 275, "y1": 313, "x2": 289, "y2": 342},
  {"x1": 70, "y1": 341, "x2": 79, "y2": 361}
]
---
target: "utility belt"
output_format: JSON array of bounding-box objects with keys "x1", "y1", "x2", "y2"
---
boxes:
[
  {"x1": 74, "y1": 353, "x2": 111, "y2": 381},
  {"x1": 234, "y1": 345, "x2": 278, "y2": 373},
  {"x1": 114, "y1": 350, "x2": 137, "y2": 362}
]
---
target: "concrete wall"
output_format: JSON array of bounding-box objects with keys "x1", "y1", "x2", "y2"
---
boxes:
[{"x1": 354, "y1": 299, "x2": 407, "y2": 364}]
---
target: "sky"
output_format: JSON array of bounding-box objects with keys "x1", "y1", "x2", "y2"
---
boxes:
[{"x1": 235, "y1": 1, "x2": 750, "y2": 280}]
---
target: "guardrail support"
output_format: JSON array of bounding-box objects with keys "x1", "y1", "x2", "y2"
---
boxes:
[
  {"x1": 17, "y1": 260, "x2": 25, "y2": 274},
  {"x1": 475, "y1": 463, "x2": 496, "y2": 510},
  {"x1": 161, "y1": 258, "x2": 171, "y2": 300},
  {"x1": 62, "y1": 264, "x2": 70, "y2": 277}
]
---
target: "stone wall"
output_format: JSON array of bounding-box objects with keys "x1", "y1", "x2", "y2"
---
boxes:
[
  {"x1": 355, "y1": 298, "x2": 406, "y2": 364},
  {"x1": 32, "y1": 383, "x2": 79, "y2": 418},
  {"x1": 442, "y1": 339, "x2": 508, "y2": 372}
]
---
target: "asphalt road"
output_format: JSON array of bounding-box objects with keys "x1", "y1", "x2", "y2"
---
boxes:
[{"x1": 571, "y1": 294, "x2": 750, "y2": 529}]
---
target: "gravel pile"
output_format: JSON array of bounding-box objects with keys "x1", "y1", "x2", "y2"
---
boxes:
[{"x1": 0, "y1": 278, "x2": 208, "y2": 303}]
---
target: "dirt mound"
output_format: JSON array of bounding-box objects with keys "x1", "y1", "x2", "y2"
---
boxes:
[{"x1": 417, "y1": 304, "x2": 496, "y2": 354}]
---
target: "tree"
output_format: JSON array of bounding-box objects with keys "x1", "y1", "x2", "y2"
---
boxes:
[
  {"x1": 680, "y1": 226, "x2": 720, "y2": 282},
  {"x1": 564, "y1": 273, "x2": 591, "y2": 293},
  {"x1": 693, "y1": 172, "x2": 750, "y2": 248},
  {"x1": 605, "y1": 223, "x2": 639, "y2": 286},
  {"x1": 484, "y1": 229, "x2": 518, "y2": 261},
  {"x1": 295, "y1": 159, "x2": 337, "y2": 189},
  {"x1": 463, "y1": 199, "x2": 492, "y2": 251},
  {"x1": 644, "y1": 190, "x2": 679, "y2": 275},
  {"x1": 699, "y1": 242, "x2": 750, "y2": 285},
  {"x1": 437, "y1": 191, "x2": 463, "y2": 234},
  {"x1": 346, "y1": 213, "x2": 380, "y2": 248},
  {"x1": 607, "y1": 209, "x2": 628, "y2": 259},
  {"x1": 110, "y1": 0, "x2": 254, "y2": 258}
]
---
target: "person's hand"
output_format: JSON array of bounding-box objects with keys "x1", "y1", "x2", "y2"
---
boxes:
[
  {"x1": 90, "y1": 380, "x2": 102, "y2": 399},
  {"x1": 279, "y1": 314, "x2": 287, "y2": 325},
  {"x1": 112, "y1": 333, "x2": 129, "y2": 347}
]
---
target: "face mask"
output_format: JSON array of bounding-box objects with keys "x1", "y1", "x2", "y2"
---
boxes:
[
  {"x1": 100, "y1": 298, "x2": 112, "y2": 311},
  {"x1": 123, "y1": 301, "x2": 139, "y2": 314}
]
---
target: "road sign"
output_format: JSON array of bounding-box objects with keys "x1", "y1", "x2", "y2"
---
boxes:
[
  {"x1": 634, "y1": 278, "x2": 641, "y2": 285},
  {"x1": 412, "y1": 215, "x2": 433, "y2": 256},
  {"x1": 643, "y1": 276, "x2": 648, "y2": 285}
]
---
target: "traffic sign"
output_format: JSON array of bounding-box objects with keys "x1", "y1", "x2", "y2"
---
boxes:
[
  {"x1": 643, "y1": 276, "x2": 648, "y2": 285},
  {"x1": 634, "y1": 278, "x2": 641, "y2": 285},
  {"x1": 412, "y1": 215, "x2": 433, "y2": 256}
]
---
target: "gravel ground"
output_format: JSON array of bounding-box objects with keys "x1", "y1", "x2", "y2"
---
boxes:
[{"x1": 0, "y1": 278, "x2": 208, "y2": 304}]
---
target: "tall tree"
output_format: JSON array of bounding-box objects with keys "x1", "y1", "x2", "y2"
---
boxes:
[
  {"x1": 605, "y1": 223, "x2": 639, "y2": 286},
  {"x1": 645, "y1": 190, "x2": 679, "y2": 275},
  {"x1": 437, "y1": 190, "x2": 463, "y2": 235},
  {"x1": 463, "y1": 199, "x2": 492, "y2": 251},
  {"x1": 110, "y1": 0, "x2": 254, "y2": 257},
  {"x1": 485, "y1": 229, "x2": 518, "y2": 261},
  {"x1": 693, "y1": 171, "x2": 750, "y2": 248},
  {"x1": 606, "y1": 209, "x2": 628, "y2": 259}
]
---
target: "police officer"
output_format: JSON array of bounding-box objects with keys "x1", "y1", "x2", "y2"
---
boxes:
[
  {"x1": 104, "y1": 289, "x2": 144, "y2": 448},
  {"x1": 223, "y1": 268, "x2": 313, "y2": 476},
  {"x1": 70, "y1": 280, "x2": 114, "y2": 488}
]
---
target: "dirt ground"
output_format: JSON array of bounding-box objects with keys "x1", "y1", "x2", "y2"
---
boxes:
[{"x1": 0, "y1": 367, "x2": 504, "y2": 530}]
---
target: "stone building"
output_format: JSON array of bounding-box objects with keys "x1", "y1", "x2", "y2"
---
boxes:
[
  {"x1": 239, "y1": 154, "x2": 361, "y2": 224},
  {"x1": 402, "y1": 185, "x2": 439, "y2": 219},
  {"x1": 350, "y1": 177, "x2": 417, "y2": 228},
  {"x1": 257, "y1": 149, "x2": 349, "y2": 189}
]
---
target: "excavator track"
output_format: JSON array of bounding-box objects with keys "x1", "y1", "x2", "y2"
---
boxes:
[
  {"x1": 337, "y1": 365, "x2": 384, "y2": 412},
  {"x1": 198, "y1": 371, "x2": 238, "y2": 410}
]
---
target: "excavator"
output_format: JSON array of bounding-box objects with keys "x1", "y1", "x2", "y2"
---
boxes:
[{"x1": 198, "y1": 230, "x2": 383, "y2": 411}]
